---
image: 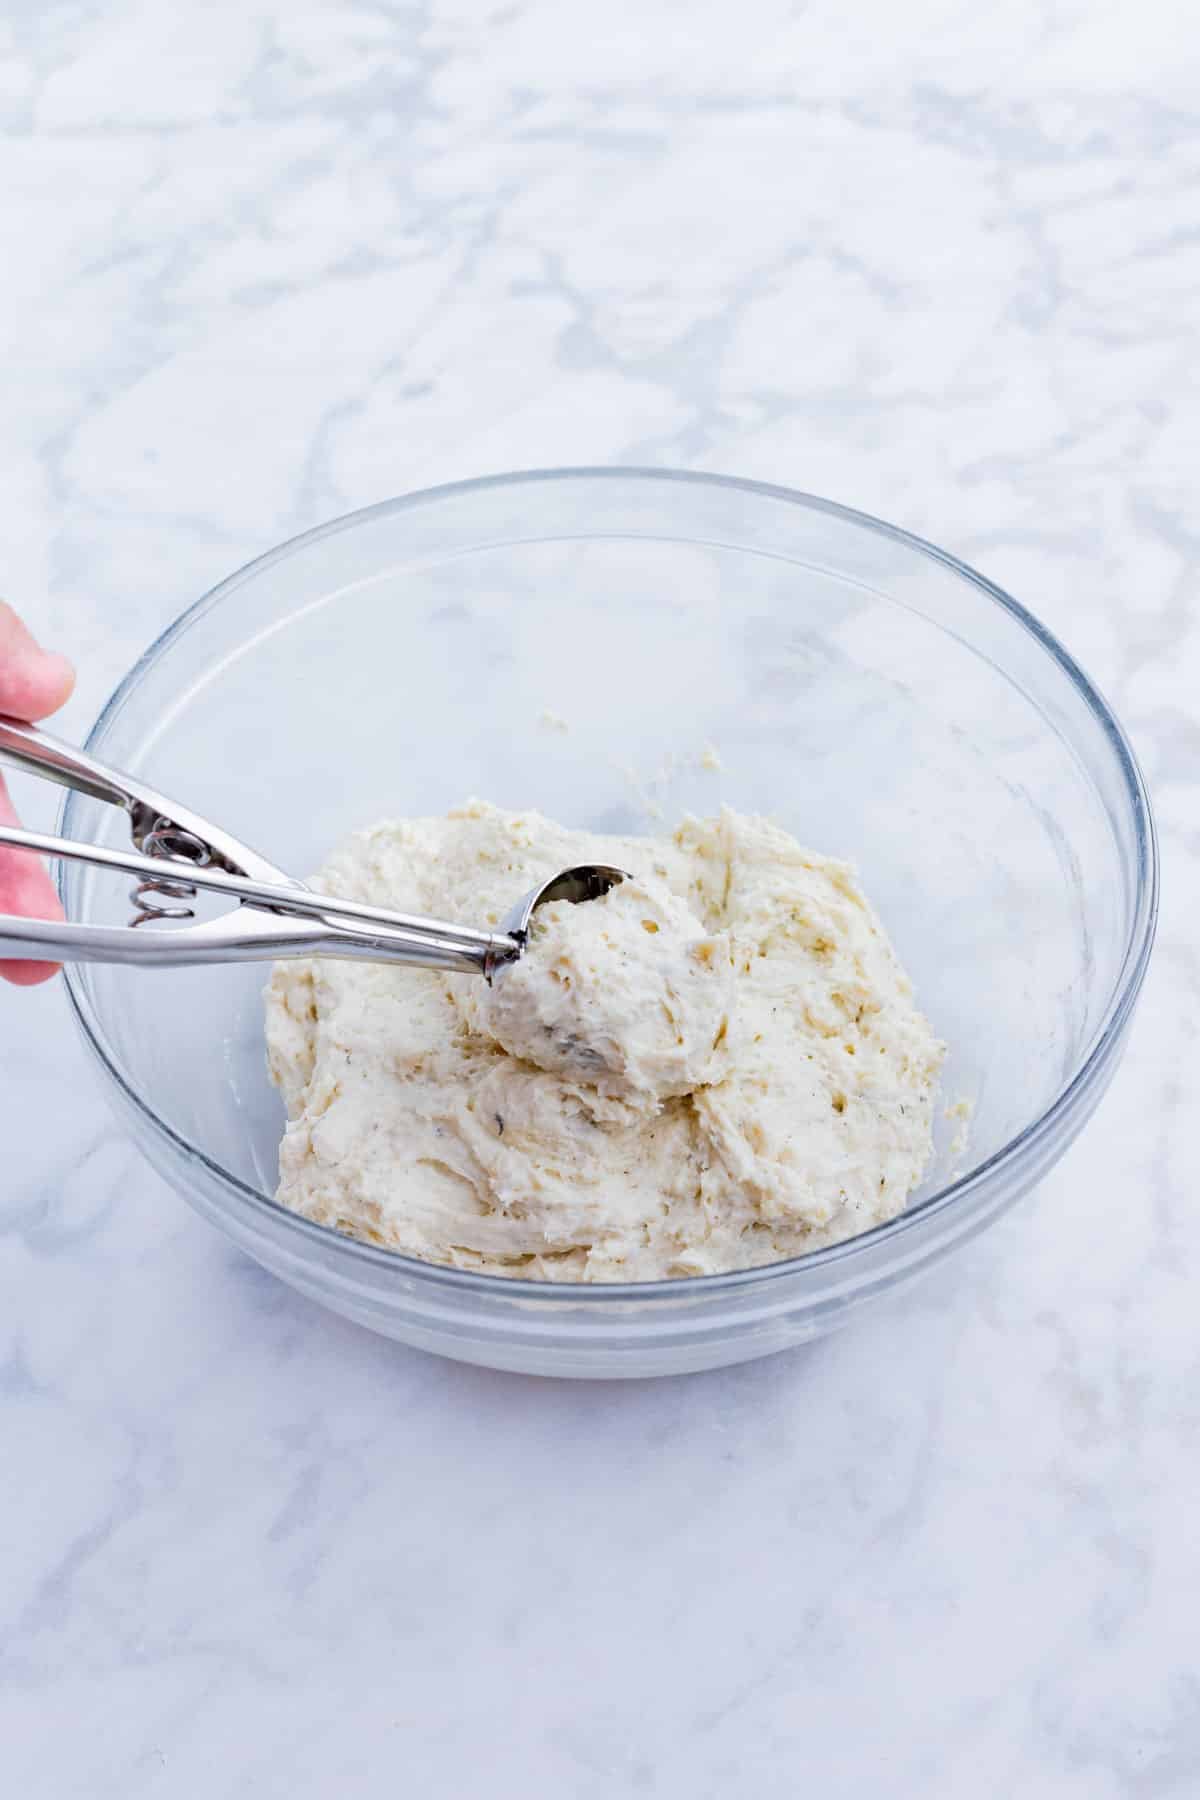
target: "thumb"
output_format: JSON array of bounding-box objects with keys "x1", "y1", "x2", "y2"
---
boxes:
[{"x1": 0, "y1": 600, "x2": 75, "y2": 721}]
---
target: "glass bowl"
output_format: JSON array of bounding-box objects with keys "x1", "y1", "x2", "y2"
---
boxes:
[{"x1": 59, "y1": 469, "x2": 1157, "y2": 1378}]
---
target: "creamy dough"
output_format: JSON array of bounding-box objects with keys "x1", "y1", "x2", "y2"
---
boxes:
[{"x1": 266, "y1": 803, "x2": 944, "y2": 1281}]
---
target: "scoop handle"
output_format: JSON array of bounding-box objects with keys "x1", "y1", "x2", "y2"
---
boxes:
[{"x1": 0, "y1": 712, "x2": 135, "y2": 809}]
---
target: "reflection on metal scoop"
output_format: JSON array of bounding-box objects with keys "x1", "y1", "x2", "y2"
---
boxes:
[{"x1": 491, "y1": 864, "x2": 628, "y2": 980}]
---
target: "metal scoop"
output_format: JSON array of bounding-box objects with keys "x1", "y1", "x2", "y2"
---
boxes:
[{"x1": 0, "y1": 715, "x2": 626, "y2": 979}]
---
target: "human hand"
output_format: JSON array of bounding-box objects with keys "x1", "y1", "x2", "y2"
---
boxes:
[{"x1": 0, "y1": 602, "x2": 76, "y2": 986}]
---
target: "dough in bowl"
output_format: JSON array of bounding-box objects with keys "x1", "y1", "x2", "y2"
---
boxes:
[{"x1": 266, "y1": 803, "x2": 944, "y2": 1280}]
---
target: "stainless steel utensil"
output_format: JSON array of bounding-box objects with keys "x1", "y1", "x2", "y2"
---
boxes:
[{"x1": 0, "y1": 715, "x2": 625, "y2": 977}]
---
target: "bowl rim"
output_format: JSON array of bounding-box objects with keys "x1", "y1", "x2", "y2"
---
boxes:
[{"x1": 61, "y1": 464, "x2": 1160, "y2": 1302}]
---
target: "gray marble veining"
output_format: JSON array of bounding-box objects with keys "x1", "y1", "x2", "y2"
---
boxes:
[{"x1": 1, "y1": 3, "x2": 1196, "y2": 1794}]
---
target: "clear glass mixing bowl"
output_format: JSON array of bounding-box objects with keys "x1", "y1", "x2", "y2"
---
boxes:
[{"x1": 59, "y1": 470, "x2": 1157, "y2": 1377}]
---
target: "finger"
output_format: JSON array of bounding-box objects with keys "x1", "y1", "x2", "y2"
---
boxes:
[
  {"x1": 0, "y1": 771, "x2": 62, "y2": 985},
  {"x1": 0, "y1": 599, "x2": 76, "y2": 721}
]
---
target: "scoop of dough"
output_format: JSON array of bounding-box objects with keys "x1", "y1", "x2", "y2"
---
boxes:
[{"x1": 469, "y1": 875, "x2": 734, "y2": 1107}]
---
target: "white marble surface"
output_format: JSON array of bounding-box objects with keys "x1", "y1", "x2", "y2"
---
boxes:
[{"x1": 2, "y1": 3, "x2": 1196, "y2": 1793}]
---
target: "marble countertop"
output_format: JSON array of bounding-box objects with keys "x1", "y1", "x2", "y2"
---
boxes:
[{"x1": 2, "y1": 3, "x2": 1195, "y2": 1794}]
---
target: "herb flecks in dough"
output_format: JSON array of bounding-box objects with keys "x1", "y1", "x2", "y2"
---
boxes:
[{"x1": 266, "y1": 804, "x2": 944, "y2": 1282}]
